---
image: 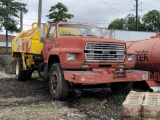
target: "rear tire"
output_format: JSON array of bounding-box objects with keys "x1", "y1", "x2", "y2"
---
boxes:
[
  {"x1": 110, "y1": 82, "x2": 133, "y2": 95},
  {"x1": 16, "y1": 58, "x2": 26, "y2": 81},
  {"x1": 49, "y1": 63, "x2": 69, "y2": 100}
]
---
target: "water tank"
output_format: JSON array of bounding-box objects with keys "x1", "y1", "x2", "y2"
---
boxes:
[{"x1": 127, "y1": 34, "x2": 160, "y2": 73}]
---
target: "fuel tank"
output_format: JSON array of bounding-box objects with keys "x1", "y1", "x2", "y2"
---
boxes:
[{"x1": 126, "y1": 33, "x2": 160, "y2": 72}]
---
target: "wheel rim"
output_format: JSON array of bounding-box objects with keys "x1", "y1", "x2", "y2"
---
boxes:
[
  {"x1": 50, "y1": 72, "x2": 58, "y2": 94},
  {"x1": 15, "y1": 63, "x2": 19, "y2": 76}
]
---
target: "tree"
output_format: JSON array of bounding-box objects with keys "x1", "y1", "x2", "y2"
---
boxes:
[
  {"x1": 46, "y1": 2, "x2": 74, "y2": 23},
  {"x1": 142, "y1": 10, "x2": 160, "y2": 32},
  {"x1": 124, "y1": 14, "x2": 136, "y2": 31},
  {"x1": 108, "y1": 14, "x2": 145, "y2": 31},
  {"x1": 0, "y1": 0, "x2": 28, "y2": 54},
  {"x1": 108, "y1": 18, "x2": 125, "y2": 30}
]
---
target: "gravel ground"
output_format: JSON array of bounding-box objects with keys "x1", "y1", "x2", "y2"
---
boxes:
[{"x1": 0, "y1": 73, "x2": 125, "y2": 120}]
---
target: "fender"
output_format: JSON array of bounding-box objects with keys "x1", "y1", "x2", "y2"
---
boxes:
[
  {"x1": 126, "y1": 49, "x2": 136, "y2": 55},
  {"x1": 125, "y1": 49, "x2": 136, "y2": 68},
  {"x1": 47, "y1": 47, "x2": 84, "y2": 69}
]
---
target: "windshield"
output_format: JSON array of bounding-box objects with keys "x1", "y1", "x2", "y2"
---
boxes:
[{"x1": 58, "y1": 24, "x2": 103, "y2": 37}]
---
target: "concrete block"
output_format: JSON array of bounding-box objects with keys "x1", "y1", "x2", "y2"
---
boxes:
[
  {"x1": 144, "y1": 92, "x2": 160, "y2": 99},
  {"x1": 122, "y1": 91, "x2": 145, "y2": 117},
  {"x1": 142, "y1": 92, "x2": 160, "y2": 118},
  {"x1": 126, "y1": 91, "x2": 146, "y2": 100}
]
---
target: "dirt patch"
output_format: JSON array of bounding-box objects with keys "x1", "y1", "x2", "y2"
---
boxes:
[{"x1": 0, "y1": 78, "x2": 124, "y2": 120}]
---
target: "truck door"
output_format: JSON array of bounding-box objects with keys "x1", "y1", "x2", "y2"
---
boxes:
[{"x1": 42, "y1": 25, "x2": 56, "y2": 63}]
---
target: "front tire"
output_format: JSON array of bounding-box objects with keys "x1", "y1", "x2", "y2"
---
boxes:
[
  {"x1": 49, "y1": 63, "x2": 69, "y2": 100},
  {"x1": 16, "y1": 58, "x2": 26, "y2": 81},
  {"x1": 110, "y1": 82, "x2": 133, "y2": 95}
]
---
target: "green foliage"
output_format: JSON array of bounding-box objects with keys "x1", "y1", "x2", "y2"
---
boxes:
[
  {"x1": 46, "y1": 2, "x2": 74, "y2": 23},
  {"x1": 0, "y1": 0, "x2": 28, "y2": 32},
  {"x1": 96, "y1": 102, "x2": 106, "y2": 112},
  {"x1": 124, "y1": 14, "x2": 136, "y2": 31},
  {"x1": 142, "y1": 10, "x2": 160, "y2": 32},
  {"x1": 0, "y1": 47, "x2": 6, "y2": 55},
  {"x1": 108, "y1": 94, "x2": 125, "y2": 105},
  {"x1": 109, "y1": 14, "x2": 144, "y2": 31},
  {"x1": 108, "y1": 10, "x2": 160, "y2": 32},
  {"x1": 0, "y1": 0, "x2": 28, "y2": 54},
  {"x1": 108, "y1": 18, "x2": 125, "y2": 30}
]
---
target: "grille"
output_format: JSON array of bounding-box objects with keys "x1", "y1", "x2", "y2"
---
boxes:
[{"x1": 85, "y1": 42, "x2": 125, "y2": 62}]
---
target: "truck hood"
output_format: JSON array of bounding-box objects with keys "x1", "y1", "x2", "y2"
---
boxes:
[
  {"x1": 81, "y1": 37, "x2": 125, "y2": 43},
  {"x1": 57, "y1": 36, "x2": 126, "y2": 48}
]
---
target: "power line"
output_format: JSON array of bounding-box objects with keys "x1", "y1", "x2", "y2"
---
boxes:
[
  {"x1": 100, "y1": 0, "x2": 122, "y2": 13},
  {"x1": 79, "y1": 0, "x2": 133, "y2": 5},
  {"x1": 141, "y1": 6, "x2": 151, "y2": 11},
  {"x1": 23, "y1": 24, "x2": 32, "y2": 26},
  {"x1": 26, "y1": 0, "x2": 29, "y2": 4},
  {"x1": 142, "y1": 2, "x2": 160, "y2": 10}
]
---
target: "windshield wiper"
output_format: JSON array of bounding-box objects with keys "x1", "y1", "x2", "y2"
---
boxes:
[
  {"x1": 69, "y1": 34, "x2": 84, "y2": 37},
  {"x1": 86, "y1": 35, "x2": 104, "y2": 38},
  {"x1": 62, "y1": 34, "x2": 83, "y2": 37},
  {"x1": 86, "y1": 35, "x2": 98, "y2": 37}
]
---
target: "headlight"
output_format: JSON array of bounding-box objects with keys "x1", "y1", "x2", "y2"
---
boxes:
[
  {"x1": 127, "y1": 55, "x2": 134, "y2": 62},
  {"x1": 67, "y1": 53, "x2": 76, "y2": 61}
]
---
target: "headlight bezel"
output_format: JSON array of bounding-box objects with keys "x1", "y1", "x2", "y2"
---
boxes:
[
  {"x1": 67, "y1": 53, "x2": 76, "y2": 61},
  {"x1": 127, "y1": 54, "x2": 135, "y2": 62}
]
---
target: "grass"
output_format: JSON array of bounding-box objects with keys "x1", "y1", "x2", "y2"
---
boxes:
[
  {"x1": 0, "y1": 47, "x2": 7, "y2": 55},
  {"x1": 95, "y1": 94, "x2": 125, "y2": 112},
  {"x1": 95, "y1": 102, "x2": 106, "y2": 112},
  {"x1": 94, "y1": 94, "x2": 125, "y2": 120},
  {"x1": 107, "y1": 94, "x2": 125, "y2": 118},
  {"x1": 108, "y1": 94, "x2": 125, "y2": 105},
  {"x1": 0, "y1": 61, "x2": 5, "y2": 65},
  {"x1": 0, "y1": 103, "x2": 62, "y2": 120},
  {"x1": 31, "y1": 103, "x2": 61, "y2": 113}
]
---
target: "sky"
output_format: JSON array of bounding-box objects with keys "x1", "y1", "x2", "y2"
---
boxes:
[{"x1": 7, "y1": 0, "x2": 160, "y2": 35}]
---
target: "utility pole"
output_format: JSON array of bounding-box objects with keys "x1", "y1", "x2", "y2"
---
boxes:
[
  {"x1": 135, "y1": 0, "x2": 138, "y2": 31},
  {"x1": 20, "y1": 11, "x2": 23, "y2": 31},
  {"x1": 38, "y1": 0, "x2": 42, "y2": 27},
  {"x1": 5, "y1": 1, "x2": 8, "y2": 54}
]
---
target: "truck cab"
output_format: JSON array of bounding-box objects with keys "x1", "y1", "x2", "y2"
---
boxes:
[{"x1": 43, "y1": 22, "x2": 135, "y2": 71}]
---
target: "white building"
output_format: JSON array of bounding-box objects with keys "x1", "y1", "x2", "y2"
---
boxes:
[{"x1": 102, "y1": 30, "x2": 156, "y2": 41}]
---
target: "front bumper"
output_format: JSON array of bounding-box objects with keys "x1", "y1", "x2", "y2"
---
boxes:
[{"x1": 64, "y1": 70, "x2": 149, "y2": 84}]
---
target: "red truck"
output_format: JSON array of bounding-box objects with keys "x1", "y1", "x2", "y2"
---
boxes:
[{"x1": 12, "y1": 22, "x2": 149, "y2": 100}]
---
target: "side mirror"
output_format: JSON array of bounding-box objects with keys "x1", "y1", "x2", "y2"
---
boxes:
[{"x1": 39, "y1": 23, "x2": 46, "y2": 43}]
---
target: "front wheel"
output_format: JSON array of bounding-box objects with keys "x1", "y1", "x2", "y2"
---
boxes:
[
  {"x1": 49, "y1": 63, "x2": 69, "y2": 100},
  {"x1": 110, "y1": 82, "x2": 133, "y2": 95}
]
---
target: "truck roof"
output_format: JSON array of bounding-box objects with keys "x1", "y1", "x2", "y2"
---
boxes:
[{"x1": 50, "y1": 21, "x2": 95, "y2": 26}]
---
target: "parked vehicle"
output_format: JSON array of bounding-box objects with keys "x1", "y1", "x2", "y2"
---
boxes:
[
  {"x1": 127, "y1": 33, "x2": 160, "y2": 92},
  {"x1": 12, "y1": 22, "x2": 149, "y2": 100}
]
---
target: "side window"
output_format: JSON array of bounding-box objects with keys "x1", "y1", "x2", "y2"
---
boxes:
[{"x1": 48, "y1": 26, "x2": 56, "y2": 39}]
